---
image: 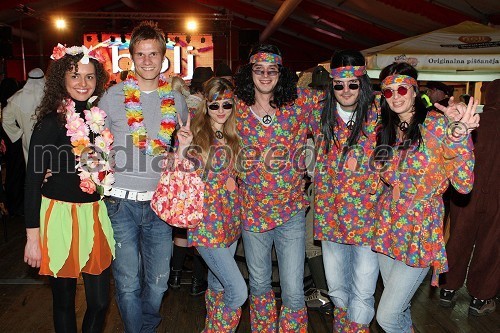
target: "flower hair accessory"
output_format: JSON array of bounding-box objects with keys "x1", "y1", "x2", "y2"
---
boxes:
[
  {"x1": 51, "y1": 43, "x2": 106, "y2": 64},
  {"x1": 330, "y1": 65, "x2": 366, "y2": 79},
  {"x1": 381, "y1": 75, "x2": 418, "y2": 90},
  {"x1": 249, "y1": 52, "x2": 283, "y2": 65},
  {"x1": 211, "y1": 89, "x2": 233, "y2": 101}
]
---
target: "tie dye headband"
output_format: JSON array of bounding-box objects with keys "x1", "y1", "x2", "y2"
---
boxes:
[
  {"x1": 249, "y1": 52, "x2": 283, "y2": 65},
  {"x1": 381, "y1": 75, "x2": 418, "y2": 90},
  {"x1": 330, "y1": 65, "x2": 366, "y2": 79},
  {"x1": 211, "y1": 89, "x2": 234, "y2": 101}
]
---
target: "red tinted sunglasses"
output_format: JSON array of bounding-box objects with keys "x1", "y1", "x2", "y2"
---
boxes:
[{"x1": 382, "y1": 85, "x2": 409, "y2": 99}]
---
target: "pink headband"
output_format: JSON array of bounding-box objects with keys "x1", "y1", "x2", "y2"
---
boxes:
[
  {"x1": 381, "y1": 75, "x2": 418, "y2": 90},
  {"x1": 51, "y1": 43, "x2": 106, "y2": 64},
  {"x1": 330, "y1": 65, "x2": 366, "y2": 78},
  {"x1": 249, "y1": 52, "x2": 283, "y2": 65},
  {"x1": 211, "y1": 89, "x2": 233, "y2": 101}
]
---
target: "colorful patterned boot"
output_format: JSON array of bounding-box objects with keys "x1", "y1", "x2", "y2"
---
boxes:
[
  {"x1": 278, "y1": 305, "x2": 308, "y2": 332},
  {"x1": 333, "y1": 307, "x2": 350, "y2": 333},
  {"x1": 202, "y1": 289, "x2": 223, "y2": 332},
  {"x1": 349, "y1": 320, "x2": 370, "y2": 333},
  {"x1": 250, "y1": 290, "x2": 278, "y2": 333},
  {"x1": 211, "y1": 300, "x2": 242, "y2": 333}
]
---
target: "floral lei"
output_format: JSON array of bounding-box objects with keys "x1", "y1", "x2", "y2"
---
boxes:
[
  {"x1": 63, "y1": 98, "x2": 115, "y2": 196},
  {"x1": 123, "y1": 71, "x2": 176, "y2": 155}
]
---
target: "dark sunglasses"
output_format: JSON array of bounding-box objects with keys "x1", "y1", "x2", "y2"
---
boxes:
[
  {"x1": 382, "y1": 85, "x2": 409, "y2": 99},
  {"x1": 252, "y1": 69, "x2": 279, "y2": 76},
  {"x1": 207, "y1": 102, "x2": 233, "y2": 111},
  {"x1": 333, "y1": 83, "x2": 360, "y2": 91}
]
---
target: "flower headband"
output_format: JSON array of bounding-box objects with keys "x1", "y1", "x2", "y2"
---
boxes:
[
  {"x1": 211, "y1": 89, "x2": 234, "y2": 101},
  {"x1": 330, "y1": 65, "x2": 366, "y2": 79},
  {"x1": 249, "y1": 52, "x2": 283, "y2": 65},
  {"x1": 381, "y1": 75, "x2": 418, "y2": 90},
  {"x1": 51, "y1": 43, "x2": 106, "y2": 64}
]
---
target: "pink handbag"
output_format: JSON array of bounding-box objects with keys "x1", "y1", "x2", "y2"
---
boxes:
[{"x1": 151, "y1": 156, "x2": 204, "y2": 228}]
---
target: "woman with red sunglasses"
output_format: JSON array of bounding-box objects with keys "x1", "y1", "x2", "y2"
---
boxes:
[{"x1": 372, "y1": 62, "x2": 479, "y2": 332}]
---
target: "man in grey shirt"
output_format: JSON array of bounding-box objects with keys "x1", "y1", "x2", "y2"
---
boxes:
[{"x1": 99, "y1": 21, "x2": 188, "y2": 333}]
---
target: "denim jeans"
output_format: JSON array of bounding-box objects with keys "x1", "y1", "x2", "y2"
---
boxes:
[
  {"x1": 242, "y1": 211, "x2": 306, "y2": 310},
  {"x1": 197, "y1": 241, "x2": 248, "y2": 310},
  {"x1": 104, "y1": 197, "x2": 172, "y2": 333},
  {"x1": 322, "y1": 242, "x2": 379, "y2": 324},
  {"x1": 376, "y1": 253, "x2": 430, "y2": 333}
]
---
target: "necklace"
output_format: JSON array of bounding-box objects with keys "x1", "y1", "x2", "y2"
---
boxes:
[
  {"x1": 215, "y1": 130, "x2": 223, "y2": 139},
  {"x1": 63, "y1": 98, "x2": 114, "y2": 196},
  {"x1": 255, "y1": 99, "x2": 274, "y2": 125},
  {"x1": 346, "y1": 115, "x2": 355, "y2": 130},
  {"x1": 124, "y1": 71, "x2": 176, "y2": 156},
  {"x1": 399, "y1": 121, "x2": 409, "y2": 132}
]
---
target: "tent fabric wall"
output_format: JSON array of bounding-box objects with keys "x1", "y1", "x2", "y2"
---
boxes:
[{"x1": 317, "y1": 21, "x2": 500, "y2": 82}]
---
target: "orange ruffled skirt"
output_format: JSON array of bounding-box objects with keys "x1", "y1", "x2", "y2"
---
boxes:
[{"x1": 39, "y1": 197, "x2": 115, "y2": 278}]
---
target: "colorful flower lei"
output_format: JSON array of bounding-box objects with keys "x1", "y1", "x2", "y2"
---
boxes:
[
  {"x1": 51, "y1": 43, "x2": 106, "y2": 64},
  {"x1": 123, "y1": 71, "x2": 176, "y2": 156},
  {"x1": 63, "y1": 98, "x2": 115, "y2": 196}
]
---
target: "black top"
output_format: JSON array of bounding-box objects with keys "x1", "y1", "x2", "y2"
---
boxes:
[{"x1": 24, "y1": 100, "x2": 100, "y2": 228}]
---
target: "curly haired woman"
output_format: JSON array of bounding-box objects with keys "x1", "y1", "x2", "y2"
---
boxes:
[{"x1": 24, "y1": 45, "x2": 115, "y2": 333}]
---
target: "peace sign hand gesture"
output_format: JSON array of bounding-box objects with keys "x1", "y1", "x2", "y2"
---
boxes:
[
  {"x1": 436, "y1": 96, "x2": 480, "y2": 132},
  {"x1": 177, "y1": 112, "x2": 193, "y2": 157}
]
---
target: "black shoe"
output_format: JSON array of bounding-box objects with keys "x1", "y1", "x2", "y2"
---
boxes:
[
  {"x1": 439, "y1": 289, "x2": 456, "y2": 308},
  {"x1": 168, "y1": 269, "x2": 182, "y2": 289},
  {"x1": 190, "y1": 277, "x2": 208, "y2": 296},
  {"x1": 469, "y1": 297, "x2": 496, "y2": 316}
]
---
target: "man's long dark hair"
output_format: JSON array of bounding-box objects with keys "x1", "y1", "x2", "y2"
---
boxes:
[
  {"x1": 321, "y1": 50, "x2": 374, "y2": 153},
  {"x1": 376, "y1": 62, "x2": 427, "y2": 149},
  {"x1": 234, "y1": 44, "x2": 297, "y2": 108}
]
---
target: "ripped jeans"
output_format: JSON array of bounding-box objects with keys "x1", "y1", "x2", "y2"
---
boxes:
[{"x1": 105, "y1": 197, "x2": 172, "y2": 333}]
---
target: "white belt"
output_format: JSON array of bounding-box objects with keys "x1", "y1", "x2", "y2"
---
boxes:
[{"x1": 110, "y1": 188, "x2": 154, "y2": 202}]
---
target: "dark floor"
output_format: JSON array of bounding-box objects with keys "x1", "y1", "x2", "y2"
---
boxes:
[{"x1": 0, "y1": 215, "x2": 498, "y2": 332}]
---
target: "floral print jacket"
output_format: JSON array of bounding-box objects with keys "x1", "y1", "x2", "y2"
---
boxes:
[{"x1": 372, "y1": 111, "x2": 475, "y2": 285}]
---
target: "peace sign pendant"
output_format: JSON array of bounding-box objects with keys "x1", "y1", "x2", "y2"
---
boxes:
[
  {"x1": 215, "y1": 130, "x2": 223, "y2": 139},
  {"x1": 262, "y1": 114, "x2": 273, "y2": 125},
  {"x1": 399, "y1": 121, "x2": 409, "y2": 132},
  {"x1": 346, "y1": 119, "x2": 355, "y2": 130}
]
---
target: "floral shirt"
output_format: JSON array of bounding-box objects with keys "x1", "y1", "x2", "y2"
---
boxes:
[
  {"x1": 188, "y1": 140, "x2": 240, "y2": 248},
  {"x1": 372, "y1": 111, "x2": 474, "y2": 286},
  {"x1": 236, "y1": 88, "x2": 323, "y2": 232},
  {"x1": 312, "y1": 96, "x2": 381, "y2": 245}
]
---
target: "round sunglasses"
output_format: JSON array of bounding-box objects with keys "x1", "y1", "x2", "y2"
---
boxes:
[
  {"x1": 333, "y1": 82, "x2": 360, "y2": 91},
  {"x1": 207, "y1": 102, "x2": 233, "y2": 111},
  {"x1": 382, "y1": 85, "x2": 410, "y2": 99}
]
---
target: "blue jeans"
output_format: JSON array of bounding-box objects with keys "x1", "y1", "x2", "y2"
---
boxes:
[
  {"x1": 242, "y1": 211, "x2": 306, "y2": 310},
  {"x1": 105, "y1": 197, "x2": 172, "y2": 333},
  {"x1": 376, "y1": 253, "x2": 430, "y2": 333},
  {"x1": 322, "y1": 242, "x2": 379, "y2": 324},
  {"x1": 197, "y1": 241, "x2": 248, "y2": 310}
]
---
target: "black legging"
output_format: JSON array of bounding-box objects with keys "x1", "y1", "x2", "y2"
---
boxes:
[{"x1": 49, "y1": 267, "x2": 110, "y2": 333}]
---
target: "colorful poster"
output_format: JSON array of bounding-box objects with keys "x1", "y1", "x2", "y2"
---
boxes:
[{"x1": 83, "y1": 33, "x2": 214, "y2": 83}]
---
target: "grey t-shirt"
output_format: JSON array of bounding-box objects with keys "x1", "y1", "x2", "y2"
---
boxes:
[{"x1": 99, "y1": 81, "x2": 188, "y2": 192}]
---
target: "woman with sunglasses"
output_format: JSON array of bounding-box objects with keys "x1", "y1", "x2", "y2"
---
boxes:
[
  {"x1": 372, "y1": 62, "x2": 479, "y2": 332},
  {"x1": 313, "y1": 50, "x2": 381, "y2": 332},
  {"x1": 176, "y1": 77, "x2": 246, "y2": 332}
]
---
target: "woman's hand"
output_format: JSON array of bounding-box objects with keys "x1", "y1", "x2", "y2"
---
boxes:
[
  {"x1": 436, "y1": 96, "x2": 480, "y2": 131},
  {"x1": 24, "y1": 228, "x2": 41, "y2": 268},
  {"x1": 176, "y1": 112, "x2": 193, "y2": 158},
  {"x1": 455, "y1": 96, "x2": 480, "y2": 132}
]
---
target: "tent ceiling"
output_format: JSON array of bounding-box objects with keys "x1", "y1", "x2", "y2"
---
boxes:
[{"x1": 1, "y1": 0, "x2": 499, "y2": 70}]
